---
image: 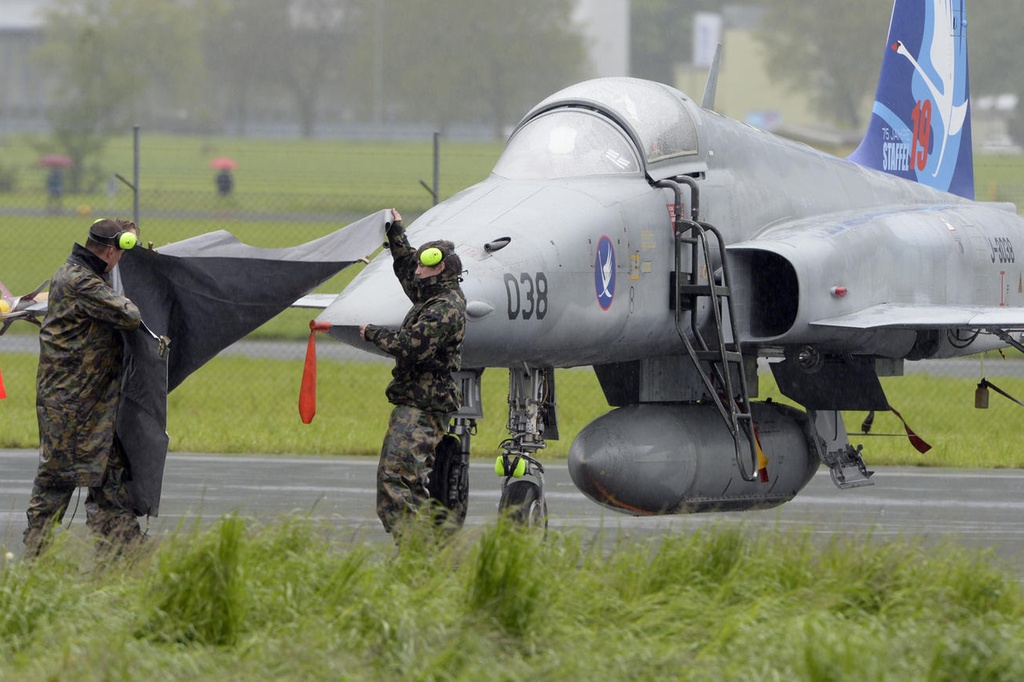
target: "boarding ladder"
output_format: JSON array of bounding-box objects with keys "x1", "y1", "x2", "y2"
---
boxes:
[{"x1": 656, "y1": 177, "x2": 761, "y2": 482}]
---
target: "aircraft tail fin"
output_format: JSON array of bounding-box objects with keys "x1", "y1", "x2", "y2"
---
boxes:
[{"x1": 847, "y1": 0, "x2": 973, "y2": 198}]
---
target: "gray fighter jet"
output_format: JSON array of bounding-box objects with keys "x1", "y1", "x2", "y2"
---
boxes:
[{"x1": 312, "y1": 0, "x2": 1024, "y2": 523}]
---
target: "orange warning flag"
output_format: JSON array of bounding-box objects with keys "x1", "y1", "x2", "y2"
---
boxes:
[
  {"x1": 298, "y1": 321, "x2": 332, "y2": 423},
  {"x1": 890, "y1": 407, "x2": 932, "y2": 453}
]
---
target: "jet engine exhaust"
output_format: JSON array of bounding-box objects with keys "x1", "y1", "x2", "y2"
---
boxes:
[{"x1": 568, "y1": 401, "x2": 819, "y2": 515}]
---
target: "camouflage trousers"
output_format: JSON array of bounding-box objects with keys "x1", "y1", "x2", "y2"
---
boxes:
[
  {"x1": 24, "y1": 439, "x2": 141, "y2": 556},
  {"x1": 376, "y1": 405, "x2": 448, "y2": 537}
]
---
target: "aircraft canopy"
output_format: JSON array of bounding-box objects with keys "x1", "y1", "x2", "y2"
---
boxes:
[
  {"x1": 493, "y1": 110, "x2": 640, "y2": 180},
  {"x1": 513, "y1": 77, "x2": 700, "y2": 173}
]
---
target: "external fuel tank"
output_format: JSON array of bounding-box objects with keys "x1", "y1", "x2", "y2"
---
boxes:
[{"x1": 568, "y1": 401, "x2": 820, "y2": 515}]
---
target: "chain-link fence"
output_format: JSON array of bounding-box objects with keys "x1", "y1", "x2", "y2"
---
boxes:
[{"x1": 2, "y1": 136, "x2": 1024, "y2": 465}]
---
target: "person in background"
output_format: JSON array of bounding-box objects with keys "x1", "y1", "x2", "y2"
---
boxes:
[
  {"x1": 216, "y1": 168, "x2": 234, "y2": 197},
  {"x1": 45, "y1": 167, "x2": 64, "y2": 213}
]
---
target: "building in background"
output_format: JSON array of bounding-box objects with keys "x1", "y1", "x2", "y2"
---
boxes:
[
  {"x1": 574, "y1": 0, "x2": 629, "y2": 78},
  {"x1": 0, "y1": 0, "x2": 51, "y2": 134}
]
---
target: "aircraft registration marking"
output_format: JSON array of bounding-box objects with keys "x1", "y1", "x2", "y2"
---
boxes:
[
  {"x1": 504, "y1": 272, "x2": 548, "y2": 320},
  {"x1": 988, "y1": 236, "x2": 1015, "y2": 264}
]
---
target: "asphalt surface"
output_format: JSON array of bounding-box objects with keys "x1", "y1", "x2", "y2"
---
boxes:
[
  {"x1": 4, "y1": 449, "x2": 1024, "y2": 579},
  {"x1": 5, "y1": 337, "x2": 1024, "y2": 575}
]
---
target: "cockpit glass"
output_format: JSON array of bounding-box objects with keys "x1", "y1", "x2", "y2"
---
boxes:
[{"x1": 492, "y1": 110, "x2": 641, "y2": 180}]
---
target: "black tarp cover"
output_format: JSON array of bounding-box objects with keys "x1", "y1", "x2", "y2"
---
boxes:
[{"x1": 116, "y1": 210, "x2": 390, "y2": 516}]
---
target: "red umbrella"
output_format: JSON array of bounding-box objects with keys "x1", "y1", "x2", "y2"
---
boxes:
[
  {"x1": 38, "y1": 154, "x2": 73, "y2": 168},
  {"x1": 208, "y1": 157, "x2": 238, "y2": 171}
]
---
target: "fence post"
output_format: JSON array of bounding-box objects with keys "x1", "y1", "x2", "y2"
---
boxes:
[
  {"x1": 432, "y1": 130, "x2": 440, "y2": 206},
  {"x1": 418, "y1": 131, "x2": 441, "y2": 206}
]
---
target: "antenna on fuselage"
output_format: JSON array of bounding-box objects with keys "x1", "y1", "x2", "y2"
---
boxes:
[{"x1": 700, "y1": 43, "x2": 723, "y2": 110}]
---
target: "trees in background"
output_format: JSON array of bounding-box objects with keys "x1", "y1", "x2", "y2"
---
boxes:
[
  {"x1": 755, "y1": 0, "x2": 892, "y2": 130},
  {"x1": 30, "y1": 0, "x2": 1024, "y2": 150},
  {"x1": 35, "y1": 0, "x2": 201, "y2": 190},
  {"x1": 345, "y1": 0, "x2": 585, "y2": 138},
  {"x1": 199, "y1": 0, "x2": 355, "y2": 137},
  {"x1": 34, "y1": 0, "x2": 585, "y2": 146},
  {"x1": 753, "y1": 0, "x2": 1024, "y2": 143}
]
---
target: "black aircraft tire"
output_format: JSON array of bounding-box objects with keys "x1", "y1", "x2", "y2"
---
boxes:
[
  {"x1": 428, "y1": 435, "x2": 468, "y2": 528},
  {"x1": 498, "y1": 480, "x2": 548, "y2": 529}
]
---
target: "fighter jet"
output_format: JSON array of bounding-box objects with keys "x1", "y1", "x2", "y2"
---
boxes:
[{"x1": 310, "y1": 0, "x2": 1023, "y2": 523}]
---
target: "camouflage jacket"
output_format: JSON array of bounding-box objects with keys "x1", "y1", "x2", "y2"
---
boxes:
[
  {"x1": 35, "y1": 244, "x2": 142, "y2": 486},
  {"x1": 364, "y1": 224, "x2": 466, "y2": 414}
]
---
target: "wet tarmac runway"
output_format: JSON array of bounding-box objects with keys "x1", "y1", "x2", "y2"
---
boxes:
[{"x1": 4, "y1": 449, "x2": 1024, "y2": 578}]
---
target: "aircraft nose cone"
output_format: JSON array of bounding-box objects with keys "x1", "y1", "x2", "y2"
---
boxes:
[
  {"x1": 324, "y1": 324, "x2": 363, "y2": 349},
  {"x1": 315, "y1": 256, "x2": 408, "y2": 353}
]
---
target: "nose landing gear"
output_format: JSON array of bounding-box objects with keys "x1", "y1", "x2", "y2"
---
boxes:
[
  {"x1": 495, "y1": 366, "x2": 556, "y2": 529},
  {"x1": 496, "y1": 452, "x2": 547, "y2": 529}
]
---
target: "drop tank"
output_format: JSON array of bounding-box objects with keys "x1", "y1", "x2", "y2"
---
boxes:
[{"x1": 568, "y1": 401, "x2": 819, "y2": 515}]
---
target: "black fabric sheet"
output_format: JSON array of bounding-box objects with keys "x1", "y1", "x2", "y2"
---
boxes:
[{"x1": 115, "y1": 210, "x2": 390, "y2": 516}]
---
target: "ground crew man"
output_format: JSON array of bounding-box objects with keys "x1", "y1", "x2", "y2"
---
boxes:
[
  {"x1": 360, "y1": 209, "x2": 466, "y2": 539},
  {"x1": 23, "y1": 218, "x2": 143, "y2": 556}
]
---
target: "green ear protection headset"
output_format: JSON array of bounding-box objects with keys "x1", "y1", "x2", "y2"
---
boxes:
[
  {"x1": 419, "y1": 247, "x2": 444, "y2": 267},
  {"x1": 89, "y1": 219, "x2": 137, "y2": 250}
]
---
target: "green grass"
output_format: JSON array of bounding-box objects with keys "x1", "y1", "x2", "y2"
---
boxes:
[
  {"x1": 0, "y1": 133, "x2": 499, "y2": 339},
  {"x1": 1, "y1": 134, "x2": 505, "y2": 227},
  {"x1": 0, "y1": 352, "x2": 607, "y2": 458},
  {"x1": 1, "y1": 517, "x2": 1022, "y2": 680},
  {"x1": 3, "y1": 350, "x2": 1023, "y2": 468},
  {"x1": 0, "y1": 132, "x2": 504, "y2": 323}
]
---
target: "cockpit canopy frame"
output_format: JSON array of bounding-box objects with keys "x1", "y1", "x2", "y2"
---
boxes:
[{"x1": 496, "y1": 77, "x2": 705, "y2": 182}]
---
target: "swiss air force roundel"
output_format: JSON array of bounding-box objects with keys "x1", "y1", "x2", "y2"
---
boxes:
[{"x1": 595, "y1": 235, "x2": 615, "y2": 310}]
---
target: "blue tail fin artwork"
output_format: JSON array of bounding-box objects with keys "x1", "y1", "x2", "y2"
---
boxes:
[{"x1": 848, "y1": 0, "x2": 973, "y2": 199}]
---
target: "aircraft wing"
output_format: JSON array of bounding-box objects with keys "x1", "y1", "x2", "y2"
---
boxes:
[
  {"x1": 291, "y1": 293, "x2": 340, "y2": 308},
  {"x1": 811, "y1": 304, "x2": 1024, "y2": 330}
]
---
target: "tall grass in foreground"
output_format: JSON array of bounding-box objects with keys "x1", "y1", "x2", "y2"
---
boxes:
[{"x1": 1, "y1": 518, "x2": 1021, "y2": 681}]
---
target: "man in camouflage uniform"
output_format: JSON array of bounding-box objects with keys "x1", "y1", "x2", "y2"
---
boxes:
[
  {"x1": 360, "y1": 209, "x2": 466, "y2": 538},
  {"x1": 24, "y1": 219, "x2": 143, "y2": 556}
]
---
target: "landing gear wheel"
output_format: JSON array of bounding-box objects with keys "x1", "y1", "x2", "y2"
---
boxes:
[
  {"x1": 428, "y1": 434, "x2": 469, "y2": 528},
  {"x1": 498, "y1": 479, "x2": 548, "y2": 529}
]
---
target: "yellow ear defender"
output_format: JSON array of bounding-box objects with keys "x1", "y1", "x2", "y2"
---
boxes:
[
  {"x1": 89, "y1": 219, "x2": 137, "y2": 250},
  {"x1": 419, "y1": 247, "x2": 444, "y2": 267},
  {"x1": 115, "y1": 231, "x2": 138, "y2": 250}
]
